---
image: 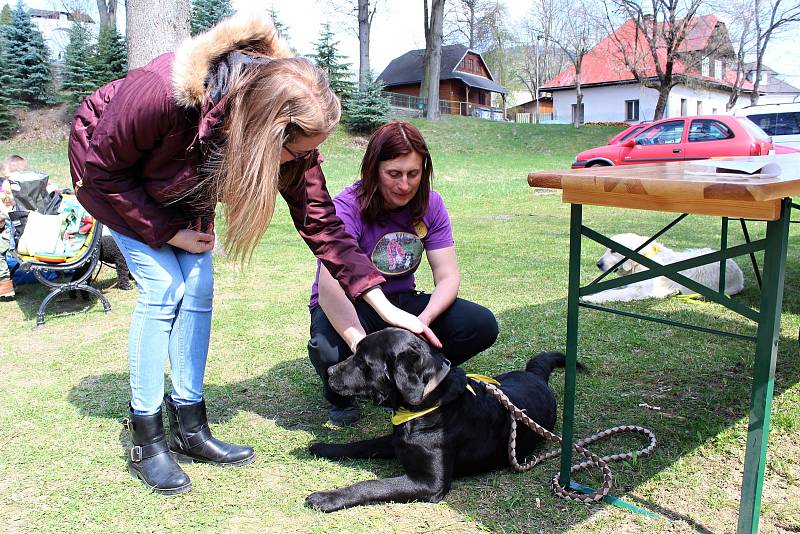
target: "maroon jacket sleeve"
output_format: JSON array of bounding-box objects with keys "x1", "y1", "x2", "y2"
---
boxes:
[
  {"x1": 280, "y1": 154, "x2": 385, "y2": 299},
  {"x1": 82, "y1": 69, "x2": 186, "y2": 247}
]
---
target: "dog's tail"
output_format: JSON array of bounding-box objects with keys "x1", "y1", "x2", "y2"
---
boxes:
[{"x1": 525, "y1": 352, "x2": 584, "y2": 382}]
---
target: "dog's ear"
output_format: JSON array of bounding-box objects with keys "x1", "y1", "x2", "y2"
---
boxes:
[{"x1": 393, "y1": 340, "x2": 451, "y2": 406}]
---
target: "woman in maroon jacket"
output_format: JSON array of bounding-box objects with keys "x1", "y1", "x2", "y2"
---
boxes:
[{"x1": 69, "y1": 15, "x2": 439, "y2": 495}]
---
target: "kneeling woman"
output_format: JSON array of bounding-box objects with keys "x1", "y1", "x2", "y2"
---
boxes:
[{"x1": 308, "y1": 121, "x2": 498, "y2": 425}]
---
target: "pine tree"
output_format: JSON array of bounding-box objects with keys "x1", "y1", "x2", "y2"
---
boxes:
[
  {"x1": 190, "y1": 0, "x2": 233, "y2": 36},
  {"x1": 91, "y1": 25, "x2": 127, "y2": 86},
  {"x1": 0, "y1": 34, "x2": 18, "y2": 138},
  {"x1": 0, "y1": 4, "x2": 11, "y2": 26},
  {"x1": 310, "y1": 24, "x2": 355, "y2": 101},
  {"x1": 266, "y1": 6, "x2": 289, "y2": 44},
  {"x1": 344, "y1": 72, "x2": 389, "y2": 134},
  {"x1": 61, "y1": 21, "x2": 95, "y2": 107},
  {"x1": 5, "y1": 0, "x2": 51, "y2": 106}
]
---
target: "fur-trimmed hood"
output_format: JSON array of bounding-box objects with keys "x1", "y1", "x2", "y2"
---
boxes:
[{"x1": 172, "y1": 14, "x2": 291, "y2": 109}]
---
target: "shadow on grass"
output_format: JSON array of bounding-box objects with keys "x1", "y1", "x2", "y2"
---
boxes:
[
  {"x1": 66, "y1": 293, "x2": 800, "y2": 533},
  {"x1": 11, "y1": 273, "x2": 123, "y2": 322}
]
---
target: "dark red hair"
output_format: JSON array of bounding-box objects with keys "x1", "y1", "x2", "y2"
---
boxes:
[{"x1": 356, "y1": 121, "x2": 433, "y2": 224}]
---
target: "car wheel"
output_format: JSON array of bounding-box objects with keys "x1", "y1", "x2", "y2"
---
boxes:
[{"x1": 586, "y1": 161, "x2": 611, "y2": 168}]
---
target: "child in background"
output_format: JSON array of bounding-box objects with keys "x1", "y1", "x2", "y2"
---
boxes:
[{"x1": 0, "y1": 154, "x2": 29, "y2": 298}]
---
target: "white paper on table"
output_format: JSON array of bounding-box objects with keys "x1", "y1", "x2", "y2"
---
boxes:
[{"x1": 687, "y1": 154, "x2": 800, "y2": 179}]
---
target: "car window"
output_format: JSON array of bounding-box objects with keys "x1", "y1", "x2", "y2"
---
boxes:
[
  {"x1": 635, "y1": 120, "x2": 684, "y2": 145},
  {"x1": 620, "y1": 125, "x2": 646, "y2": 142},
  {"x1": 737, "y1": 117, "x2": 771, "y2": 140},
  {"x1": 746, "y1": 112, "x2": 800, "y2": 136},
  {"x1": 688, "y1": 119, "x2": 734, "y2": 142}
]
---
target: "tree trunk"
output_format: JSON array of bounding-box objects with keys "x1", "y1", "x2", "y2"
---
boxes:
[
  {"x1": 96, "y1": 0, "x2": 117, "y2": 31},
  {"x1": 358, "y1": 0, "x2": 371, "y2": 89},
  {"x1": 126, "y1": 0, "x2": 190, "y2": 70},
  {"x1": 424, "y1": 0, "x2": 446, "y2": 120},
  {"x1": 573, "y1": 59, "x2": 582, "y2": 128},
  {"x1": 653, "y1": 85, "x2": 671, "y2": 120}
]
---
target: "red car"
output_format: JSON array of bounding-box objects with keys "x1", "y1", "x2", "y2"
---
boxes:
[{"x1": 573, "y1": 115, "x2": 773, "y2": 168}]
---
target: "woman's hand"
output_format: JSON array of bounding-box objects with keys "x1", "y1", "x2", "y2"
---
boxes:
[
  {"x1": 167, "y1": 229, "x2": 215, "y2": 254},
  {"x1": 362, "y1": 287, "x2": 442, "y2": 349}
]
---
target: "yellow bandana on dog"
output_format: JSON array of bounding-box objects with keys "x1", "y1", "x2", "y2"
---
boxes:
[{"x1": 390, "y1": 374, "x2": 501, "y2": 425}]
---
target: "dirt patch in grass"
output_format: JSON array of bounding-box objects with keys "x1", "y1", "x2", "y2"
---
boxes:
[{"x1": 11, "y1": 104, "x2": 71, "y2": 143}]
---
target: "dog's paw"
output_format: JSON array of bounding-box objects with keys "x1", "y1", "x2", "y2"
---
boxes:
[
  {"x1": 305, "y1": 490, "x2": 347, "y2": 512},
  {"x1": 118, "y1": 283, "x2": 133, "y2": 290}
]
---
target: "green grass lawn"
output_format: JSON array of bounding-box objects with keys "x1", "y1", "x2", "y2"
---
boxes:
[{"x1": 1, "y1": 116, "x2": 798, "y2": 533}]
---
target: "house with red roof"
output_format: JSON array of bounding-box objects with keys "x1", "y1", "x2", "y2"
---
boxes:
[{"x1": 541, "y1": 15, "x2": 757, "y2": 124}]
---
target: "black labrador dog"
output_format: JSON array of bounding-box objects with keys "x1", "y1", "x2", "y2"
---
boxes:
[{"x1": 306, "y1": 327, "x2": 569, "y2": 512}]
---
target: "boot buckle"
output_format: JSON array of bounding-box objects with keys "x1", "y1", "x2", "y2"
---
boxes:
[
  {"x1": 130, "y1": 446, "x2": 143, "y2": 463},
  {"x1": 122, "y1": 418, "x2": 132, "y2": 432}
]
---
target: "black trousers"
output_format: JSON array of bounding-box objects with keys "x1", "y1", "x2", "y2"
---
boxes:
[{"x1": 307, "y1": 291, "x2": 499, "y2": 407}]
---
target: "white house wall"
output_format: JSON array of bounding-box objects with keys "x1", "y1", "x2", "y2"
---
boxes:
[
  {"x1": 667, "y1": 85, "x2": 733, "y2": 117},
  {"x1": 552, "y1": 83, "x2": 737, "y2": 123},
  {"x1": 552, "y1": 84, "x2": 660, "y2": 123}
]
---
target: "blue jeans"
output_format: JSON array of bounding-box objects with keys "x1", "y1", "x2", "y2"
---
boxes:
[{"x1": 110, "y1": 230, "x2": 214, "y2": 415}]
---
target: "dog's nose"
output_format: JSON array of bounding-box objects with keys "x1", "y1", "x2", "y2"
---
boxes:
[{"x1": 596, "y1": 260, "x2": 604, "y2": 271}]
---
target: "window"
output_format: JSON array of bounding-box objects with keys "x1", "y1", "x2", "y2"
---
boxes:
[
  {"x1": 620, "y1": 125, "x2": 646, "y2": 142},
  {"x1": 680, "y1": 98, "x2": 688, "y2": 116},
  {"x1": 465, "y1": 58, "x2": 475, "y2": 71},
  {"x1": 747, "y1": 112, "x2": 800, "y2": 136},
  {"x1": 571, "y1": 103, "x2": 585, "y2": 124},
  {"x1": 625, "y1": 99, "x2": 640, "y2": 121},
  {"x1": 715, "y1": 60, "x2": 723, "y2": 79},
  {"x1": 701, "y1": 57, "x2": 710, "y2": 76},
  {"x1": 712, "y1": 107, "x2": 718, "y2": 114},
  {"x1": 688, "y1": 119, "x2": 734, "y2": 142},
  {"x1": 478, "y1": 92, "x2": 486, "y2": 105},
  {"x1": 696, "y1": 101, "x2": 703, "y2": 115},
  {"x1": 634, "y1": 120, "x2": 685, "y2": 145}
]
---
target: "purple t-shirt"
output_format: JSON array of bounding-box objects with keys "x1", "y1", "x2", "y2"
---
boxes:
[{"x1": 309, "y1": 182, "x2": 454, "y2": 309}]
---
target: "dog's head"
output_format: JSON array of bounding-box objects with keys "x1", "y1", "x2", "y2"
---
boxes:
[
  {"x1": 327, "y1": 328, "x2": 451, "y2": 407},
  {"x1": 596, "y1": 233, "x2": 663, "y2": 275}
]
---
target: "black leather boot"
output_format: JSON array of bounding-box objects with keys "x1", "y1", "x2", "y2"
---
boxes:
[
  {"x1": 124, "y1": 407, "x2": 192, "y2": 495},
  {"x1": 164, "y1": 395, "x2": 256, "y2": 467}
]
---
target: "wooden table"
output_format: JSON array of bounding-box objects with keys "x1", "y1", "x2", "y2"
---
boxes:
[{"x1": 528, "y1": 155, "x2": 800, "y2": 534}]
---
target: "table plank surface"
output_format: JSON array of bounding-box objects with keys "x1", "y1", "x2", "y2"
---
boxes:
[{"x1": 528, "y1": 155, "x2": 800, "y2": 221}]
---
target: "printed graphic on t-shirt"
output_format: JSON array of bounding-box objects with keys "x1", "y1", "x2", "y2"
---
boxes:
[{"x1": 371, "y1": 232, "x2": 424, "y2": 275}]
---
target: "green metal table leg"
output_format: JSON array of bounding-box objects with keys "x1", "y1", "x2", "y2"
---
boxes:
[
  {"x1": 720, "y1": 217, "x2": 728, "y2": 295},
  {"x1": 560, "y1": 203, "x2": 583, "y2": 487},
  {"x1": 737, "y1": 199, "x2": 791, "y2": 534}
]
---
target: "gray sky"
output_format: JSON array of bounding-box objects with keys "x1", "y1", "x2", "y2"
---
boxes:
[{"x1": 19, "y1": 0, "x2": 800, "y2": 87}]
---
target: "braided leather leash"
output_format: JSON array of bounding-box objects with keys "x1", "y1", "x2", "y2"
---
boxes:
[{"x1": 482, "y1": 382, "x2": 657, "y2": 504}]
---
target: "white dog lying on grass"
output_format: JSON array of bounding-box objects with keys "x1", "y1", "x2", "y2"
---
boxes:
[{"x1": 582, "y1": 233, "x2": 745, "y2": 304}]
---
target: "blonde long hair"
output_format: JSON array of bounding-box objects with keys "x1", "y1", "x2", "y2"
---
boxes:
[{"x1": 208, "y1": 57, "x2": 341, "y2": 264}]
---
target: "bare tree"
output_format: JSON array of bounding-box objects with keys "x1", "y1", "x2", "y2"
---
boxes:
[
  {"x1": 710, "y1": 0, "x2": 756, "y2": 110},
  {"x1": 749, "y1": 0, "x2": 800, "y2": 104},
  {"x1": 605, "y1": 0, "x2": 710, "y2": 120},
  {"x1": 546, "y1": 0, "x2": 601, "y2": 127},
  {"x1": 481, "y1": 2, "x2": 512, "y2": 113},
  {"x1": 518, "y1": 0, "x2": 571, "y2": 117},
  {"x1": 96, "y1": 0, "x2": 117, "y2": 31},
  {"x1": 126, "y1": 0, "x2": 190, "y2": 70},
  {"x1": 357, "y1": 0, "x2": 379, "y2": 89},
  {"x1": 444, "y1": 0, "x2": 494, "y2": 49},
  {"x1": 421, "y1": 0, "x2": 446, "y2": 120},
  {"x1": 323, "y1": 1, "x2": 384, "y2": 89}
]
